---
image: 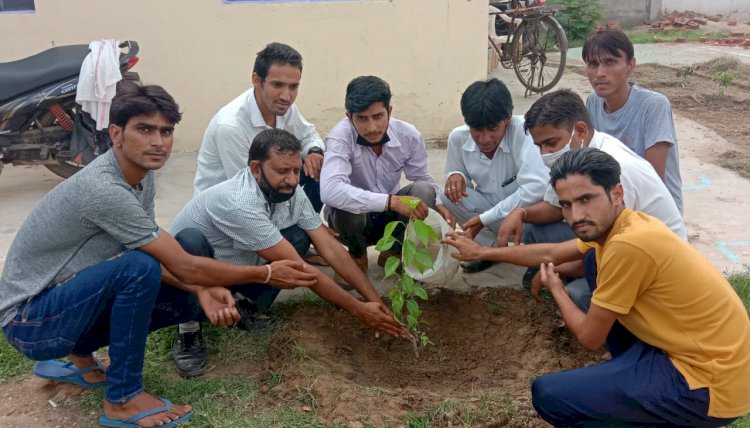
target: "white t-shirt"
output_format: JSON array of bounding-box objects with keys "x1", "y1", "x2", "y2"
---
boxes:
[{"x1": 544, "y1": 131, "x2": 686, "y2": 240}]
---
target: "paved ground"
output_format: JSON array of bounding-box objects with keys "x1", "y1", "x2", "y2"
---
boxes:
[
  {"x1": 1, "y1": 43, "x2": 749, "y2": 302},
  {"x1": 568, "y1": 42, "x2": 750, "y2": 67}
]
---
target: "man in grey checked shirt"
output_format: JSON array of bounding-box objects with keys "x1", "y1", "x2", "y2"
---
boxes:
[{"x1": 170, "y1": 128, "x2": 409, "y2": 376}]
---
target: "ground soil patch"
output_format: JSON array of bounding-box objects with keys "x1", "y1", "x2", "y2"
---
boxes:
[
  {"x1": 265, "y1": 288, "x2": 597, "y2": 427},
  {"x1": 634, "y1": 59, "x2": 750, "y2": 177}
]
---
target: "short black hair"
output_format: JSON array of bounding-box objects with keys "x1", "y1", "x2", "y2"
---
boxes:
[
  {"x1": 253, "y1": 42, "x2": 303, "y2": 81},
  {"x1": 248, "y1": 128, "x2": 301, "y2": 164},
  {"x1": 550, "y1": 147, "x2": 621, "y2": 194},
  {"x1": 582, "y1": 27, "x2": 634, "y2": 64},
  {"x1": 460, "y1": 78, "x2": 513, "y2": 129},
  {"x1": 524, "y1": 89, "x2": 593, "y2": 134},
  {"x1": 345, "y1": 76, "x2": 391, "y2": 113},
  {"x1": 110, "y1": 83, "x2": 182, "y2": 127}
]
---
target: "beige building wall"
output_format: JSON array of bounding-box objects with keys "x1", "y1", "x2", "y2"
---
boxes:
[{"x1": 0, "y1": 0, "x2": 487, "y2": 151}]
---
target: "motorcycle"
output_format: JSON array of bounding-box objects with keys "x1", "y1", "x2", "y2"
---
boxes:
[{"x1": 0, "y1": 41, "x2": 140, "y2": 178}]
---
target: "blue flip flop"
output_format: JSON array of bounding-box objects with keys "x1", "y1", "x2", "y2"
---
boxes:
[
  {"x1": 33, "y1": 360, "x2": 106, "y2": 388},
  {"x1": 99, "y1": 397, "x2": 193, "y2": 428}
]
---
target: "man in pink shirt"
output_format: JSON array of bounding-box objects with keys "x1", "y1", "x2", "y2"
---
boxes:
[{"x1": 320, "y1": 76, "x2": 454, "y2": 278}]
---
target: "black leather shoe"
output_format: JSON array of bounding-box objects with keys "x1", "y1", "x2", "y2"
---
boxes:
[
  {"x1": 172, "y1": 327, "x2": 208, "y2": 377},
  {"x1": 235, "y1": 295, "x2": 274, "y2": 331},
  {"x1": 460, "y1": 260, "x2": 494, "y2": 273}
]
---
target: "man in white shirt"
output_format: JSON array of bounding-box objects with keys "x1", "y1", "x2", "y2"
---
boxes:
[
  {"x1": 193, "y1": 42, "x2": 325, "y2": 212},
  {"x1": 320, "y1": 76, "x2": 454, "y2": 277},
  {"x1": 498, "y1": 89, "x2": 685, "y2": 308},
  {"x1": 443, "y1": 78, "x2": 548, "y2": 272}
]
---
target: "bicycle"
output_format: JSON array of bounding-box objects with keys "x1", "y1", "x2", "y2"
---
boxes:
[{"x1": 488, "y1": 0, "x2": 568, "y2": 94}]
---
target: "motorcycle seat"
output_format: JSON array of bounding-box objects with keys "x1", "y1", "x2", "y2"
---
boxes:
[{"x1": 0, "y1": 44, "x2": 90, "y2": 103}]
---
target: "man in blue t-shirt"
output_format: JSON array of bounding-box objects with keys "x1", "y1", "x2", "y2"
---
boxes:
[{"x1": 583, "y1": 27, "x2": 683, "y2": 214}]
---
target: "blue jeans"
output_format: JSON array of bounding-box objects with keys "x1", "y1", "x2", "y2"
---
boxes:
[
  {"x1": 531, "y1": 250, "x2": 738, "y2": 427},
  {"x1": 2, "y1": 249, "x2": 204, "y2": 404}
]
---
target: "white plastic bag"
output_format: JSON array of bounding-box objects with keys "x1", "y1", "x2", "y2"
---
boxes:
[{"x1": 403, "y1": 208, "x2": 460, "y2": 285}]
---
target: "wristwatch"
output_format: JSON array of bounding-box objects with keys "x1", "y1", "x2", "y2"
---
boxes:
[{"x1": 307, "y1": 147, "x2": 324, "y2": 156}]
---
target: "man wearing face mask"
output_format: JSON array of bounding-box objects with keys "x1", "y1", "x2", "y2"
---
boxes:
[
  {"x1": 319, "y1": 76, "x2": 455, "y2": 279},
  {"x1": 499, "y1": 89, "x2": 685, "y2": 306},
  {"x1": 169, "y1": 129, "x2": 410, "y2": 376},
  {"x1": 442, "y1": 78, "x2": 548, "y2": 273}
]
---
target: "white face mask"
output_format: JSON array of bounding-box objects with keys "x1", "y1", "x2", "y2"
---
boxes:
[{"x1": 541, "y1": 130, "x2": 575, "y2": 168}]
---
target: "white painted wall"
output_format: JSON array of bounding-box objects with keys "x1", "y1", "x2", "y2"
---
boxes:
[{"x1": 0, "y1": 0, "x2": 487, "y2": 150}]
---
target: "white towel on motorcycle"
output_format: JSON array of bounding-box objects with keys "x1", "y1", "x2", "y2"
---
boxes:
[{"x1": 76, "y1": 39, "x2": 122, "y2": 130}]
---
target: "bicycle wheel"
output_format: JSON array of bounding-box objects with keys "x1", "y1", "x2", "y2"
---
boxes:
[{"x1": 510, "y1": 15, "x2": 567, "y2": 93}]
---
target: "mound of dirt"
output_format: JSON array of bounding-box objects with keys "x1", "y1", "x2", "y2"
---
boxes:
[{"x1": 266, "y1": 288, "x2": 597, "y2": 427}]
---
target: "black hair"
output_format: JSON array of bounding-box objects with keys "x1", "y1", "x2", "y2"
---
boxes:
[
  {"x1": 253, "y1": 42, "x2": 303, "y2": 81},
  {"x1": 345, "y1": 76, "x2": 391, "y2": 113},
  {"x1": 550, "y1": 147, "x2": 621, "y2": 193},
  {"x1": 582, "y1": 27, "x2": 634, "y2": 64},
  {"x1": 460, "y1": 78, "x2": 513, "y2": 129},
  {"x1": 248, "y1": 128, "x2": 301, "y2": 164},
  {"x1": 110, "y1": 83, "x2": 181, "y2": 127},
  {"x1": 524, "y1": 89, "x2": 593, "y2": 133}
]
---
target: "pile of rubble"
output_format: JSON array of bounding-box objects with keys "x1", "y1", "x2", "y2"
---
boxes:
[{"x1": 650, "y1": 10, "x2": 747, "y2": 31}]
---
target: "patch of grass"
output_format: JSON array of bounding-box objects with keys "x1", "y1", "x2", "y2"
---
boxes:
[
  {"x1": 727, "y1": 270, "x2": 750, "y2": 316},
  {"x1": 0, "y1": 338, "x2": 33, "y2": 384},
  {"x1": 625, "y1": 30, "x2": 727, "y2": 44},
  {"x1": 727, "y1": 271, "x2": 750, "y2": 427}
]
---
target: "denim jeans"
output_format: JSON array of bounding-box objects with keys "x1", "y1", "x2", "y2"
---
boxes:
[{"x1": 2, "y1": 249, "x2": 204, "y2": 403}]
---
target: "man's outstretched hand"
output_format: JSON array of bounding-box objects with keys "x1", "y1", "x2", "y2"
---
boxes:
[
  {"x1": 268, "y1": 260, "x2": 318, "y2": 288},
  {"x1": 355, "y1": 301, "x2": 412, "y2": 339},
  {"x1": 197, "y1": 287, "x2": 241, "y2": 326},
  {"x1": 390, "y1": 195, "x2": 429, "y2": 220},
  {"x1": 460, "y1": 215, "x2": 484, "y2": 240},
  {"x1": 441, "y1": 231, "x2": 487, "y2": 261}
]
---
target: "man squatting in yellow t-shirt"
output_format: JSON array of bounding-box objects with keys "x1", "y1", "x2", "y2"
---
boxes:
[{"x1": 443, "y1": 147, "x2": 750, "y2": 426}]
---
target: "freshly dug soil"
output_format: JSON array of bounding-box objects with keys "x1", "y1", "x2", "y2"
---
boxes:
[{"x1": 265, "y1": 288, "x2": 597, "y2": 427}]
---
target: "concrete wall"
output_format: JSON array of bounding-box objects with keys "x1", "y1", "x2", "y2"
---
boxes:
[
  {"x1": 603, "y1": 0, "x2": 663, "y2": 28},
  {"x1": 663, "y1": 0, "x2": 750, "y2": 18},
  {"x1": 0, "y1": 0, "x2": 486, "y2": 150}
]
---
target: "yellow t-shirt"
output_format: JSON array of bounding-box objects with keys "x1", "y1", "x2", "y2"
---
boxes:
[{"x1": 577, "y1": 208, "x2": 750, "y2": 418}]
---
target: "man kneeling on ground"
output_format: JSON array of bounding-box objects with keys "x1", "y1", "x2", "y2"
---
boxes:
[
  {"x1": 0, "y1": 84, "x2": 317, "y2": 428},
  {"x1": 444, "y1": 148, "x2": 750, "y2": 426},
  {"x1": 170, "y1": 128, "x2": 410, "y2": 375}
]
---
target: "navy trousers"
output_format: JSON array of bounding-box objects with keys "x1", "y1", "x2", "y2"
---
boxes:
[{"x1": 531, "y1": 251, "x2": 738, "y2": 427}]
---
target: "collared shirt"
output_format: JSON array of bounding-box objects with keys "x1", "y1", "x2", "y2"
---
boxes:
[
  {"x1": 543, "y1": 131, "x2": 687, "y2": 240},
  {"x1": 444, "y1": 116, "x2": 548, "y2": 225},
  {"x1": 320, "y1": 117, "x2": 443, "y2": 214},
  {"x1": 172, "y1": 168, "x2": 321, "y2": 267},
  {"x1": 193, "y1": 87, "x2": 325, "y2": 195},
  {"x1": 577, "y1": 208, "x2": 750, "y2": 418}
]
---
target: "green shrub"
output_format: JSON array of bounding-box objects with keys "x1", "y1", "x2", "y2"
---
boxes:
[{"x1": 547, "y1": 0, "x2": 605, "y2": 44}]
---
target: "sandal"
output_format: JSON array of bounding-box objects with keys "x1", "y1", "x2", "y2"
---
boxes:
[
  {"x1": 33, "y1": 360, "x2": 106, "y2": 388},
  {"x1": 99, "y1": 397, "x2": 193, "y2": 428}
]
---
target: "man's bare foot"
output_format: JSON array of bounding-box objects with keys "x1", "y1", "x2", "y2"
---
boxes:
[
  {"x1": 67, "y1": 354, "x2": 106, "y2": 385},
  {"x1": 103, "y1": 392, "x2": 192, "y2": 427}
]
